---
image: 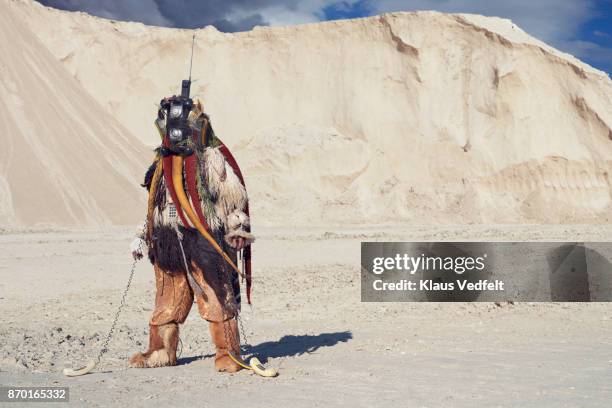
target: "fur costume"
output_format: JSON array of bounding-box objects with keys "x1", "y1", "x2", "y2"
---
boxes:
[{"x1": 130, "y1": 100, "x2": 253, "y2": 372}]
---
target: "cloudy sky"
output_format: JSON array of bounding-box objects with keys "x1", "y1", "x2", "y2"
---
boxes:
[{"x1": 36, "y1": 0, "x2": 611, "y2": 75}]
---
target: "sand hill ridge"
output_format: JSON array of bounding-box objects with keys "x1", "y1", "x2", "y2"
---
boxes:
[{"x1": 3, "y1": 0, "x2": 612, "y2": 227}]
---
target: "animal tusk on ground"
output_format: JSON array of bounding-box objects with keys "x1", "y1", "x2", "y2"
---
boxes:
[
  {"x1": 249, "y1": 357, "x2": 278, "y2": 377},
  {"x1": 63, "y1": 360, "x2": 96, "y2": 377},
  {"x1": 227, "y1": 352, "x2": 278, "y2": 378}
]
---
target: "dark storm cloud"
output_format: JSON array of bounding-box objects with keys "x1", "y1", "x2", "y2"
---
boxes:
[
  {"x1": 36, "y1": 0, "x2": 301, "y2": 31},
  {"x1": 36, "y1": 0, "x2": 172, "y2": 27}
]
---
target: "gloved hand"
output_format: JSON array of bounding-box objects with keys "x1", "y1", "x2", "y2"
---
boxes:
[
  {"x1": 225, "y1": 210, "x2": 255, "y2": 250},
  {"x1": 229, "y1": 236, "x2": 247, "y2": 250},
  {"x1": 130, "y1": 237, "x2": 146, "y2": 260}
]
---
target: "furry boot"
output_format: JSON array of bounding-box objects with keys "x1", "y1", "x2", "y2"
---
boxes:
[
  {"x1": 129, "y1": 323, "x2": 179, "y2": 368},
  {"x1": 209, "y1": 319, "x2": 242, "y2": 373}
]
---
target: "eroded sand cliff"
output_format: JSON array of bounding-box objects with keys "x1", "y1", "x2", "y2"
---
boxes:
[{"x1": 3, "y1": 0, "x2": 612, "y2": 226}]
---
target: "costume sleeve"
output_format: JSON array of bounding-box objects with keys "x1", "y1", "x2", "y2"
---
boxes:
[
  {"x1": 203, "y1": 147, "x2": 255, "y2": 248},
  {"x1": 130, "y1": 221, "x2": 147, "y2": 258}
]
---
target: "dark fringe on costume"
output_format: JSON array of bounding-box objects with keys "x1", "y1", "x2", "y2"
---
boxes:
[
  {"x1": 147, "y1": 225, "x2": 241, "y2": 305},
  {"x1": 142, "y1": 160, "x2": 158, "y2": 191},
  {"x1": 231, "y1": 267, "x2": 241, "y2": 305},
  {"x1": 215, "y1": 249, "x2": 242, "y2": 308},
  {"x1": 148, "y1": 225, "x2": 217, "y2": 273},
  {"x1": 148, "y1": 166, "x2": 166, "y2": 214}
]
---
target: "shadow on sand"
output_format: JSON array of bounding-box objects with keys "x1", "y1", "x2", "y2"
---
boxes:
[{"x1": 178, "y1": 331, "x2": 353, "y2": 365}]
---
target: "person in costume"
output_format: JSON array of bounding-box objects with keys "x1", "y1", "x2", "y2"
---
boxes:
[{"x1": 129, "y1": 82, "x2": 254, "y2": 373}]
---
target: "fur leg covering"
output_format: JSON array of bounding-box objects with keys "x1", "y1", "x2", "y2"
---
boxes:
[
  {"x1": 208, "y1": 319, "x2": 242, "y2": 373},
  {"x1": 129, "y1": 323, "x2": 179, "y2": 368}
]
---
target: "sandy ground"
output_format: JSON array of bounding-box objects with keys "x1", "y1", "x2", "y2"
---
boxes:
[{"x1": 1, "y1": 225, "x2": 611, "y2": 407}]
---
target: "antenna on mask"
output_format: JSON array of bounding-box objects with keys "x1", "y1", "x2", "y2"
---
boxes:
[{"x1": 181, "y1": 33, "x2": 196, "y2": 98}]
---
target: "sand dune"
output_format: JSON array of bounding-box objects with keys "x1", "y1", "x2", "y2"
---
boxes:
[
  {"x1": 0, "y1": 0, "x2": 150, "y2": 228},
  {"x1": 4, "y1": 0, "x2": 612, "y2": 226}
]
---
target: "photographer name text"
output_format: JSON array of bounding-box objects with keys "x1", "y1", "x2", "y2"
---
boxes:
[{"x1": 372, "y1": 279, "x2": 505, "y2": 291}]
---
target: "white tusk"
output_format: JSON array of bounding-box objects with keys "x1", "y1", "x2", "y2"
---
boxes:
[
  {"x1": 63, "y1": 360, "x2": 96, "y2": 377},
  {"x1": 249, "y1": 357, "x2": 278, "y2": 378}
]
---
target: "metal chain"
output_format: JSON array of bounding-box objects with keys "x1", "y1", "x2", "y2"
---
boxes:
[
  {"x1": 217, "y1": 249, "x2": 250, "y2": 356},
  {"x1": 95, "y1": 219, "x2": 147, "y2": 369},
  {"x1": 218, "y1": 260, "x2": 235, "y2": 350},
  {"x1": 231, "y1": 250, "x2": 247, "y2": 348},
  {"x1": 237, "y1": 313, "x2": 249, "y2": 348},
  {"x1": 177, "y1": 337, "x2": 183, "y2": 359}
]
